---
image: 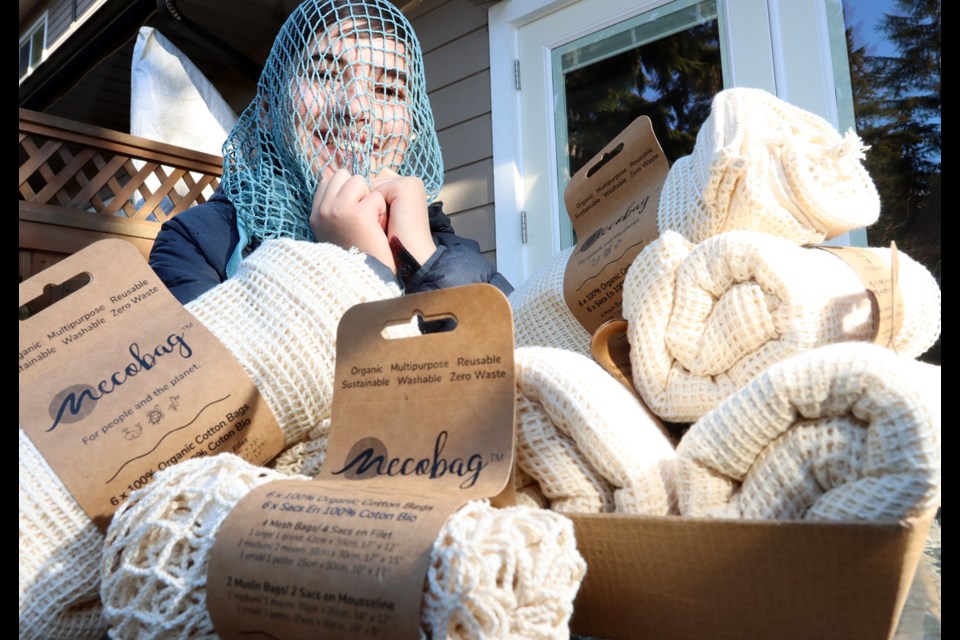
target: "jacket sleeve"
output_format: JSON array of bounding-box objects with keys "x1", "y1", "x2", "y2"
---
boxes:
[
  {"x1": 404, "y1": 233, "x2": 514, "y2": 296},
  {"x1": 148, "y1": 199, "x2": 239, "y2": 305}
]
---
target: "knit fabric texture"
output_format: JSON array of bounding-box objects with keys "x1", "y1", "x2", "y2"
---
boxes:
[
  {"x1": 675, "y1": 343, "x2": 941, "y2": 521},
  {"x1": 19, "y1": 238, "x2": 398, "y2": 639},
  {"x1": 657, "y1": 87, "x2": 880, "y2": 244},
  {"x1": 19, "y1": 429, "x2": 107, "y2": 640},
  {"x1": 100, "y1": 455, "x2": 586, "y2": 640},
  {"x1": 221, "y1": 0, "x2": 443, "y2": 250},
  {"x1": 187, "y1": 239, "x2": 401, "y2": 446},
  {"x1": 515, "y1": 347, "x2": 677, "y2": 515},
  {"x1": 269, "y1": 417, "x2": 332, "y2": 477},
  {"x1": 509, "y1": 247, "x2": 592, "y2": 357},
  {"x1": 623, "y1": 230, "x2": 941, "y2": 423}
]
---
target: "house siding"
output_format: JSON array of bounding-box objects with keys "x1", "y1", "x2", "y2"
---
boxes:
[{"x1": 408, "y1": 0, "x2": 499, "y2": 269}]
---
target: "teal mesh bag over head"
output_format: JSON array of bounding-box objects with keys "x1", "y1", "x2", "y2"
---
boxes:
[{"x1": 221, "y1": 0, "x2": 443, "y2": 252}]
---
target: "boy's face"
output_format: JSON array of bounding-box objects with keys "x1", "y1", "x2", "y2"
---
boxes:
[{"x1": 293, "y1": 21, "x2": 413, "y2": 180}]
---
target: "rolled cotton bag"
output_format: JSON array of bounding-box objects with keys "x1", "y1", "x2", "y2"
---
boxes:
[
  {"x1": 19, "y1": 239, "x2": 402, "y2": 639},
  {"x1": 623, "y1": 230, "x2": 941, "y2": 423},
  {"x1": 658, "y1": 87, "x2": 880, "y2": 244},
  {"x1": 675, "y1": 343, "x2": 941, "y2": 521},
  {"x1": 510, "y1": 248, "x2": 593, "y2": 357},
  {"x1": 515, "y1": 346, "x2": 677, "y2": 515},
  {"x1": 100, "y1": 454, "x2": 587, "y2": 640}
]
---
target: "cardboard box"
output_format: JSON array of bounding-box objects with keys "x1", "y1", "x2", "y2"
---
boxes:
[{"x1": 568, "y1": 509, "x2": 934, "y2": 640}]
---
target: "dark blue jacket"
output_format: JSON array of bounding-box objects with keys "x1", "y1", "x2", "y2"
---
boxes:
[{"x1": 149, "y1": 189, "x2": 513, "y2": 304}]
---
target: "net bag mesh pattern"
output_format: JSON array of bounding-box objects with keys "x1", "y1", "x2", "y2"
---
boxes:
[
  {"x1": 100, "y1": 455, "x2": 587, "y2": 640},
  {"x1": 221, "y1": 0, "x2": 443, "y2": 246}
]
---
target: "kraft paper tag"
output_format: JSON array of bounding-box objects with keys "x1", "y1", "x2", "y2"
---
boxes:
[
  {"x1": 590, "y1": 319, "x2": 636, "y2": 397},
  {"x1": 590, "y1": 319, "x2": 675, "y2": 445},
  {"x1": 563, "y1": 116, "x2": 669, "y2": 334},
  {"x1": 208, "y1": 284, "x2": 516, "y2": 640},
  {"x1": 816, "y1": 243, "x2": 904, "y2": 347},
  {"x1": 19, "y1": 239, "x2": 284, "y2": 531}
]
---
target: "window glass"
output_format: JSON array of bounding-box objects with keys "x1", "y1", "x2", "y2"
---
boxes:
[
  {"x1": 20, "y1": 17, "x2": 46, "y2": 79},
  {"x1": 551, "y1": 0, "x2": 723, "y2": 247}
]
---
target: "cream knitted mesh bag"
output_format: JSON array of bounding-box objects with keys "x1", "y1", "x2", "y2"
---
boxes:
[
  {"x1": 657, "y1": 87, "x2": 880, "y2": 244},
  {"x1": 19, "y1": 239, "x2": 400, "y2": 639},
  {"x1": 675, "y1": 343, "x2": 941, "y2": 521},
  {"x1": 514, "y1": 346, "x2": 677, "y2": 515},
  {"x1": 623, "y1": 230, "x2": 941, "y2": 423},
  {"x1": 100, "y1": 455, "x2": 587, "y2": 640},
  {"x1": 509, "y1": 248, "x2": 592, "y2": 357}
]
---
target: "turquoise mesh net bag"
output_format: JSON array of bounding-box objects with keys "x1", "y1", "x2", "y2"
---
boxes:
[{"x1": 221, "y1": 0, "x2": 443, "y2": 271}]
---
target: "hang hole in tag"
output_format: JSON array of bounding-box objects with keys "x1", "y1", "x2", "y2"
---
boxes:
[
  {"x1": 380, "y1": 310, "x2": 458, "y2": 339},
  {"x1": 20, "y1": 272, "x2": 93, "y2": 320},
  {"x1": 586, "y1": 142, "x2": 625, "y2": 178}
]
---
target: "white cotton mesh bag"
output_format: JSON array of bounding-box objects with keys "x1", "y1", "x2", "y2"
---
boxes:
[
  {"x1": 658, "y1": 87, "x2": 880, "y2": 244},
  {"x1": 675, "y1": 342, "x2": 941, "y2": 522},
  {"x1": 509, "y1": 248, "x2": 593, "y2": 357},
  {"x1": 623, "y1": 230, "x2": 941, "y2": 423},
  {"x1": 19, "y1": 239, "x2": 400, "y2": 639},
  {"x1": 515, "y1": 346, "x2": 677, "y2": 515},
  {"x1": 100, "y1": 455, "x2": 587, "y2": 640}
]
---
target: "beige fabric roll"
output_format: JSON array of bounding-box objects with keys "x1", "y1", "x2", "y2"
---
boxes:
[
  {"x1": 624, "y1": 230, "x2": 941, "y2": 423},
  {"x1": 19, "y1": 240, "x2": 400, "y2": 640},
  {"x1": 675, "y1": 343, "x2": 941, "y2": 521},
  {"x1": 658, "y1": 87, "x2": 880, "y2": 244},
  {"x1": 509, "y1": 248, "x2": 593, "y2": 357},
  {"x1": 515, "y1": 346, "x2": 677, "y2": 515},
  {"x1": 100, "y1": 455, "x2": 587, "y2": 640}
]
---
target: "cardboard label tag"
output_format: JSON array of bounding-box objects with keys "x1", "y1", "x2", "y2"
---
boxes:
[
  {"x1": 590, "y1": 319, "x2": 636, "y2": 397},
  {"x1": 208, "y1": 284, "x2": 516, "y2": 640},
  {"x1": 19, "y1": 240, "x2": 284, "y2": 531},
  {"x1": 563, "y1": 116, "x2": 669, "y2": 333},
  {"x1": 590, "y1": 319, "x2": 676, "y2": 446},
  {"x1": 816, "y1": 244, "x2": 904, "y2": 347}
]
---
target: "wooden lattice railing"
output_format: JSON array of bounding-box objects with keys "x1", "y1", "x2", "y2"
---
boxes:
[{"x1": 19, "y1": 108, "x2": 223, "y2": 280}]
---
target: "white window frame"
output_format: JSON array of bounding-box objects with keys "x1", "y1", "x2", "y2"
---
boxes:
[
  {"x1": 489, "y1": 0, "x2": 853, "y2": 285},
  {"x1": 20, "y1": 13, "x2": 48, "y2": 81}
]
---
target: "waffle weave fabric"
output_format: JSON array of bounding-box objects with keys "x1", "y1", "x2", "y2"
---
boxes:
[
  {"x1": 657, "y1": 87, "x2": 880, "y2": 245},
  {"x1": 623, "y1": 230, "x2": 941, "y2": 423},
  {"x1": 514, "y1": 347, "x2": 676, "y2": 515},
  {"x1": 509, "y1": 248, "x2": 592, "y2": 357},
  {"x1": 100, "y1": 455, "x2": 587, "y2": 640},
  {"x1": 675, "y1": 343, "x2": 941, "y2": 521},
  {"x1": 19, "y1": 239, "x2": 399, "y2": 639}
]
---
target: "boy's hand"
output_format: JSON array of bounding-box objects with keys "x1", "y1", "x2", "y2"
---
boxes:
[
  {"x1": 370, "y1": 169, "x2": 437, "y2": 266},
  {"x1": 310, "y1": 169, "x2": 395, "y2": 272}
]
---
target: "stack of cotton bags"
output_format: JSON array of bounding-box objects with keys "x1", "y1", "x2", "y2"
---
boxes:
[
  {"x1": 99, "y1": 455, "x2": 587, "y2": 640},
  {"x1": 616, "y1": 87, "x2": 941, "y2": 525},
  {"x1": 20, "y1": 240, "x2": 405, "y2": 639}
]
